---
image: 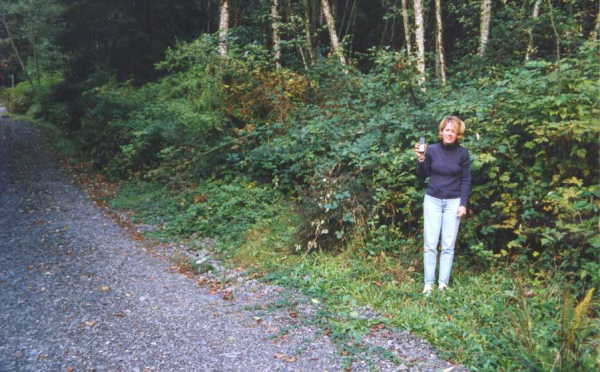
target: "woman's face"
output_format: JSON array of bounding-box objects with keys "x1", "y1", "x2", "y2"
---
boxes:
[{"x1": 441, "y1": 121, "x2": 458, "y2": 145}]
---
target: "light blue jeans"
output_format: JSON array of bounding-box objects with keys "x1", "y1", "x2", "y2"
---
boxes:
[{"x1": 423, "y1": 194, "x2": 462, "y2": 286}]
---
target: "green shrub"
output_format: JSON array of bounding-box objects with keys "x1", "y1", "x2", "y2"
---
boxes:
[
  {"x1": 3, "y1": 80, "x2": 35, "y2": 113},
  {"x1": 110, "y1": 176, "x2": 285, "y2": 251},
  {"x1": 242, "y1": 47, "x2": 599, "y2": 290}
]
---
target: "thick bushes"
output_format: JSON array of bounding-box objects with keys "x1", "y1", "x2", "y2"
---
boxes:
[{"x1": 244, "y1": 47, "x2": 599, "y2": 289}]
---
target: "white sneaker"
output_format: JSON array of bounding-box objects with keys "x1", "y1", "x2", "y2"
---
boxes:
[
  {"x1": 422, "y1": 284, "x2": 433, "y2": 295},
  {"x1": 438, "y1": 283, "x2": 448, "y2": 291}
]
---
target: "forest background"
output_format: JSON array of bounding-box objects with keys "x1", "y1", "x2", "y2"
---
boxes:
[{"x1": 0, "y1": 0, "x2": 598, "y2": 370}]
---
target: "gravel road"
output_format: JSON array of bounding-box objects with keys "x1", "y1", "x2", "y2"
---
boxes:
[{"x1": 0, "y1": 116, "x2": 467, "y2": 371}]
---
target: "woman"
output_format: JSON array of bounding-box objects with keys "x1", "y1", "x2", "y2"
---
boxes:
[{"x1": 414, "y1": 116, "x2": 471, "y2": 295}]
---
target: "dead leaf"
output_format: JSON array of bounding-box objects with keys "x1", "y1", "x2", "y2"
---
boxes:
[
  {"x1": 274, "y1": 353, "x2": 296, "y2": 363},
  {"x1": 83, "y1": 320, "x2": 97, "y2": 327},
  {"x1": 222, "y1": 288, "x2": 234, "y2": 300},
  {"x1": 289, "y1": 311, "x2": 298, "y2": 318},
  {"x1": 114, "y1": 312, "x2": 126, "y2": 318},
  {"x1": 248, "y1": 272, "x2": 261, "y2": 279},
  {"x1": 100, "y1": 286, "x2": 110, "y2": 292},
  {"x1": 193, "y1": 194, "x2": 207, "y2": 203},
  {"x1": 370, "y1": 323, "x2": 385, "y2": 331},
  {"x1": 374, "y1": 281, "x2": 383, "y2": 287},
  {"x1": 66, "y1": 367, "x2": 75, "y2": 372}
]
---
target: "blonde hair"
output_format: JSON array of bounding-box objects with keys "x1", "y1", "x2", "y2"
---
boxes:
[{"x1": 437, "y1": 115, "x2": 466, "y2": 142}]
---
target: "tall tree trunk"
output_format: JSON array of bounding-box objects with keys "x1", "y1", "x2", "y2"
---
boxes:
[
  {"x1": 379, "y1": 5, "x2": 390, "y2": 45},
  {"x1": 389, "y1": 1, "x2": 398, "y2": 47},
  {"x1": 343, "y1": 0, "x2": 359, "y2": 55},
  {"x1": 546, "y1": 0, "x2": 561, "y2": 61},
  {"x1": 434, "y1": 0, "x2": 446, "y2": 85},
  {"x1": 401, "y1": 0, "x2": 412, "y2": 55},
  {"x1": 478, "y1": 0, "x2": 492, "y2": 57},
  {"x1": 591, "y1": 10, "x2": 600, "y2": 41},
  {"x1": 271, "y1": 0, "x2": 282, "y2": 69},
  {"x1": 1, "y1": 14, "x2": 30, "y2": 85},
  {"x1": 341, "y1": 0, "x2": 357, "y2": 40},
  {"x1": 524, "y1": 0, "x2": 542, "y2": 62},
  {"x1": 302, "y1": 0, "x2": 316, "y2": 66},
  {"x1": 413, "y1": 0, "x2": 426, "y2": 86},
  {"x1": 321, "y1": 0, "x2": 347, "y2": 66},
  {"x1": 218, "y1": 0, "x2": 229, "y2": 56}
]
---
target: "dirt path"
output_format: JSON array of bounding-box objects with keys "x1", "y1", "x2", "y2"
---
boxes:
[{"x1": 0, "y1": 116, "x2": 466, "y2": 371}]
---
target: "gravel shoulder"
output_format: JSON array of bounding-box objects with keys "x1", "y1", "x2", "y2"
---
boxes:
[{"x1": 0, "y1": 116, "x2": 467, "y2": 371}]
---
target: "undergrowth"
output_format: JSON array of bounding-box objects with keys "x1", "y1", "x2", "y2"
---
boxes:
[
  {"x1": 234, "y1": 214, "x2": 599, "y2": 371},
  {"x1": 104, "y1": 177, "x2": 598, "y2": 371}
]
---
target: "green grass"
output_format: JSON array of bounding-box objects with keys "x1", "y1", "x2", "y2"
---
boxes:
[
  {"x1": 109, "y1": 181, "x2": 183, "y2": 228},
  {"x1": 236, "y1": 230, "x2": 598, "y2": 371},
  {"x1": 107, "y1": 178, "x2": 599, "y2": 372}
]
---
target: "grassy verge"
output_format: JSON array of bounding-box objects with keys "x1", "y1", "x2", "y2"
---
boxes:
[{"x1": 104, "y1": 177, "x2": 598, "y2": 372}]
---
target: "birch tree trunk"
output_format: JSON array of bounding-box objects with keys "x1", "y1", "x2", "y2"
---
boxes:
[
  {"x1": 591, "y1": 10, "x2": 600, "y2": 41},
  {"x1": 434, "y1": 0, "x2": 446, "y2": 85},
  {"x1": 413, "y1": 0, "x2": 426, "y2": 85},
  {"x1": 321, "y1": 0, "x2": 347, "y2": 66},
  {"x1": 218, "y1": 0, "x2": 229, "y2": 56},
  {"x1": 401, "y1": 0, "x2": 412, "y2": 55},
  {"x1": 302, "y1": 0, "x2": 315, "y2": 66},
  {"x1": 524, "y1": 0, "x2": 542, "y2": 62},
  {"x1": 271, "y1": 0, "x2": 282, "y2": 69},
  {"x1": 478, "y1": 0, "x2": 492, "y2": 57},
  {"x1": 546, "y1": 0, "x2": 561, "y2": 61}
]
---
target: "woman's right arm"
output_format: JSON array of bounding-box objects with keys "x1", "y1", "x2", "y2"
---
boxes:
[{"x1": 415, "y1": 144, "x2": 430, "y2": 178}]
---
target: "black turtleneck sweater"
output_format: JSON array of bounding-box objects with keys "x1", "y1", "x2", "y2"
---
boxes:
[{"x1": 416, "y1": 142, "x2": 472, "y2": 206}]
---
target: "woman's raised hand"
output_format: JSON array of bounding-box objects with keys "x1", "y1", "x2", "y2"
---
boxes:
[{"x1": 414, "y1": 143, "x2": 426, "y2": 162}]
